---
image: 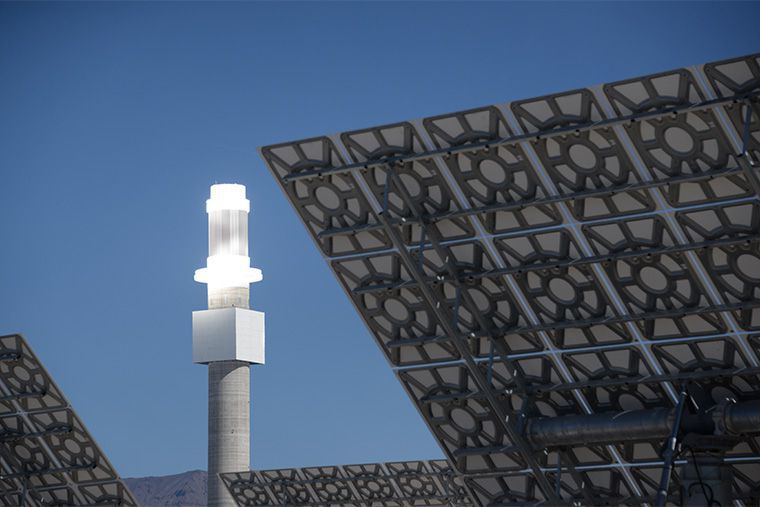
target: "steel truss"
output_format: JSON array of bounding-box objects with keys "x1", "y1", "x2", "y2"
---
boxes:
[
  {"x1": 259, "y1": 53, "x2": 760, "y2": 506},
  {"x1": 0, "y1": 334, "x2": 137, "y2": 507},
  {"x1": 221, "y1": 460, "x2": 472, "y2": 507}
]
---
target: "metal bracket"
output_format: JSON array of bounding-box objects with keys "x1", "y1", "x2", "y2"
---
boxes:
[
  {"x1": 741, "y1": 99, "x2": 756, "y2": 166},
  {"x1": 486, "y1": 340, "x2": 495, "y2": 388},
  {"x1": 0, "y1": 424, "x2": 72, "y2": 443},
  {"x1": 0, "y1": 462, "x2": 97, "y2": 481},
  {"x1": 382, "y1": 171, "x2": 392, "y2": 215},
  {"x1": 451, "y1": 286, "x2": 461, "y2": 329},
  {"x1": 417, "y1": 225, "x2": 427, "y2": 274},
  {"x1": 555, "y1": 451, "x2": 562, "y2": 499},
  {"x1": 655, "y1": 390, "x2": 688, "y2": 507},
  {"x1": 20, "y1": 469, "x2": 27, "y2": 507}
]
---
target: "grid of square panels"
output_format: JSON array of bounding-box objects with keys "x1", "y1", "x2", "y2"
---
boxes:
[
  {"x1": 0, "y1": 334, "x2": 137, "y2": 506},
  {"x1": 260, "y1": 53, "x2": 760, "y2": 505},
  {"x1": 221, "y1": 460, "x2": 472, "y2": 507},
  {"x1": 465, "y1": 457, "x2": 760, "y2": 506}
]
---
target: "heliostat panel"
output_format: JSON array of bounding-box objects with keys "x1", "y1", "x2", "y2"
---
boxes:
[
  {"x1": 0, "y1": 334, "x2": 137, "y2": 506},
  {"x1": 221, "y1": 459, "x2": 471, "y2": 506},
  {"x1": 259, "y1": 54, "x2": 760, "y2": 505}
]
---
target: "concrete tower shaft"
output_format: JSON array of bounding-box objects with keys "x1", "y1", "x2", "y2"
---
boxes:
[
  {"x1": 208, "y1": 358, "x2": 249, "y2": 507},
  {"x1": 193, "y1": 184, "x2": 265, "y2": 507}
]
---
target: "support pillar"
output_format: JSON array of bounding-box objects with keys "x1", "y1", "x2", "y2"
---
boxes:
[
  {"x1": 679, "y1": 434, "x2": 735, "y2": 507},
  {"x1": 680, "y1": 452, "x2": 732, "y2": 506},
  {"x1": 208, "y1": 360, "x2": 250, "y2": 507}
]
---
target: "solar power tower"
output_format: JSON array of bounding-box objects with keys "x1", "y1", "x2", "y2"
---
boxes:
[
  {"x1": 0, "y1": 334, "x2": 137, "y2": 506},
  {"x1": 193, "y1": 184, "x2": 266, "y2": 507},
  {"x1": 256, "y1": 53, "x2": 760, "y2": 506}
]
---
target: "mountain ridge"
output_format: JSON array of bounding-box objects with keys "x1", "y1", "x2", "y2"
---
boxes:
[{"x1": 124, "y1": 470, "x2": 208, "y2": 507}]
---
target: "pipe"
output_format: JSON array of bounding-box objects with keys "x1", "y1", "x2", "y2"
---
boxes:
[
  {"x1": 526, "y1": 400, "x2": 760, "y2": 448},
  {"x1": 724, "y1": 400, "x2": 760, "y2": 435}
]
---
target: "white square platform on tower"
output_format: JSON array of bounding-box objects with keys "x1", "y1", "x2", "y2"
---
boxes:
[{"x1": 192, "y1": 307, "x2": 265, "y2": 364}]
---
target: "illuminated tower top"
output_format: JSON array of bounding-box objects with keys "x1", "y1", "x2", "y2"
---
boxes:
[
  {"x1": 194, "y1": 184, "x2": 263, "y2": 309},
  {"x1": 192, "y1": 183, "x2": 265, "y2": 365}
]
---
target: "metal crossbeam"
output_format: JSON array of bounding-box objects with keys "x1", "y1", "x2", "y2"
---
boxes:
[
  {"x1": 385, "y1": 299, "x2": 760, "y2": 348},
  {"x1": 352, "y1": 233, "x2": 760, "y2": 296},
  {"x1": 0, "y1": 391, "x2": 47, "y2": 403},
  {"x1": 318, "y1": 166, "x2": 749, "y2": 241},
  {"x1": 282, "y1": 91, "x2": 760, "y2": 183},
  {"x1": 0, "y1": 462, "x2": 96, "y2": 481},
  {"x1": 419, "y1": 367, "x2": 760, "y2": 403},
  {"x1": 0, "y1": 424, "x2": 71, "y2": 443}
]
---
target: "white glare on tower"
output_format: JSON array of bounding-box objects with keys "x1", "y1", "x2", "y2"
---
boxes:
[{"x1": 192, "y1": 183, "x2": 264, "y2": 507}]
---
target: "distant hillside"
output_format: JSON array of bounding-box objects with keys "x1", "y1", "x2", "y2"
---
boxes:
[{"x1": 124, "y1": 470, "x2": 208, "y2": 507}]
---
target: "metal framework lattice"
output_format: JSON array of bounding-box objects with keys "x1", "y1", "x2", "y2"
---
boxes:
[
  {"x1": 0, "y1": 334, "x2": 137, "y2": 506},
  {"x1": 221, "y1": 460, "x2": 471, "y2": 506},
  {"x1": 259, "y1": 54, "x2": 760, "y2": 505}
]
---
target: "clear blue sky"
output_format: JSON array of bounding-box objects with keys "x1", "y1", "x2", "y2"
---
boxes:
[{"x1": 1, "y1": 1, "x2": 758, "y2": 478}]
